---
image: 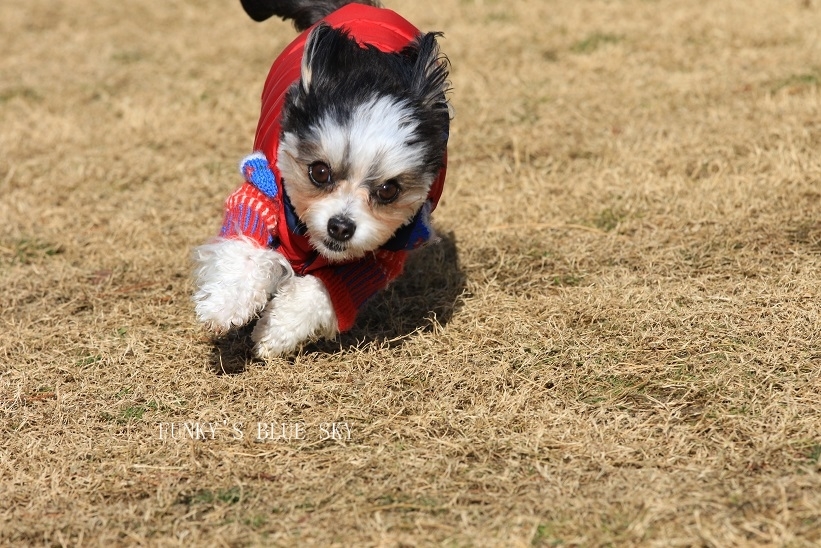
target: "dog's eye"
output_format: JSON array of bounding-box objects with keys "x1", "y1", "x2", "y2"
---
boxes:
[
  {"x1": 375, "y1": 179, "x2": 401, "y2": 204},
  {"x1": 308, "y1": 161, "x2": 332, "y2": 186}
]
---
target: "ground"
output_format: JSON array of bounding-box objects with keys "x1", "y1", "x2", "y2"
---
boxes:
[{"x1": 1, "y1": 0, "x2": 821, "y2": 546}]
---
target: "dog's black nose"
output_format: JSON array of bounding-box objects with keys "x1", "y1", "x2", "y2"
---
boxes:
[{"x1": 327, "y1": 216, "x2": 356, "y2": 242}]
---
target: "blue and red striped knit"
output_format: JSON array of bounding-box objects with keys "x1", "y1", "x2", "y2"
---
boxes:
[{"x1": 218, "y1": 4, "x2": 447, "y2": 332}]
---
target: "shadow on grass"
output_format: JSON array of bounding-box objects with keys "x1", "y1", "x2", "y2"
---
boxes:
[
  {"x1": 209, "y1": 324, "x2": 256, "y2": 375},
  {"x1": 208, "y1": 231, "x2": 465, "y2": 375}
]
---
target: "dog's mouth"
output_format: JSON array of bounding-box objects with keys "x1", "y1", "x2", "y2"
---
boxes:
[
  {"x1": 321, "y1": 239, "x2": 346, "y2": 253},
  {"x1": 315, "y1": 238, "x2": 353, "y2": 261},
  {"x1": 313, "y1": 237, "x2": 370, "y2": 262}
]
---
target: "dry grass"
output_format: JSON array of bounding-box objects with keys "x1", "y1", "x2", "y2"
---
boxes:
[{"x1": 2, "y1": 0, "x2": 821, "y2": 545}]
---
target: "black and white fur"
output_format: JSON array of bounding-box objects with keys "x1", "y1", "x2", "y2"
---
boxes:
[
  {"x1": 279, "y1": 23, "x2": 450, "y2": 263},
  {"x1": 194, "y1": 0, "x2": 450, "y2": 358}
]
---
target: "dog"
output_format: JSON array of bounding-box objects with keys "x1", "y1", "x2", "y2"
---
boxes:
[{"x1": 193, "y1": 0, "x2": 451, "y2": 358}]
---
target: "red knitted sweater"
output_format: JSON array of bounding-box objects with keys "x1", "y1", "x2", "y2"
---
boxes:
[{"x1": 218, "y1": 4, "x2": 447, "y2": 332}]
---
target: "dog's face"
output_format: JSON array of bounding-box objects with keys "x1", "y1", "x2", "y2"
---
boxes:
[{"x1": 277, "y1": 25, "x2": 450, "y2": 262}]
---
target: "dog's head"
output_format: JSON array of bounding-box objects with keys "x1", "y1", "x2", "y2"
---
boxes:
[{"x1": 277, "y1": 24, "x2": 450, "y2": 262}]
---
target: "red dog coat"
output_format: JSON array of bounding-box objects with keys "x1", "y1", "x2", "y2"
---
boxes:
[{"x1": 218, "y1": 4, "x2": 448, "y2": 331}]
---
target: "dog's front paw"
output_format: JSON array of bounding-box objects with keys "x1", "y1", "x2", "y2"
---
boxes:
[
  {"x1": 193, "y1": 237, "x2": 292, "y2": 333},
  {"x1": 252, "y1": 274, "x2": 338, "y2": 358}
]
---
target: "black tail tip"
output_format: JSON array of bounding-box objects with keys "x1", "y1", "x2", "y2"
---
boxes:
[
  {"x1": 240, "y1": 0, "x2": 278, "y2": 22},
  {"x1": 239, "y1": 1, "x2": 384, "y2": 28}
]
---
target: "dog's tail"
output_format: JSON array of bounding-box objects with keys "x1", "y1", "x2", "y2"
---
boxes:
[{"x1": 239, "y1": 0, "x2": 382, "y2": 30}]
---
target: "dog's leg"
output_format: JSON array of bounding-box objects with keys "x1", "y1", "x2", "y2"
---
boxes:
[
  {"x1": 252, "y1": 274, "x2": 338, "y2": 358},
  {"x1": 193, "y1": 237, "x2": 292, "y2": 333}
]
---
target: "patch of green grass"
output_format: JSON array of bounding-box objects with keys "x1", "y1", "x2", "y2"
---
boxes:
[
  {"x1": 551, "y1": 274, "x2": 583, "y2": 287},
  {"x1": 808, "y1": 444, "x2": 821, "y2": 464},
  {"x1": 373, "y1": 494, "x2": 400, "y2": 506},
  {"x1": 579, "y1": 373, "x2": 648, "y2": 405},
  {"x1": 179, "y1": 487, "x2": 243, "y2": 506},
  {"x1": 217, "y1": 486, "x2": 242, "y2": 504},
  {"x1": 0, "y1": 87, "x2": 41, "y2": 103},
  {"x1": 108, "y1": 389, "x2": 156, "y2": 424},
  {"x1": 119, "y1": 406, "x2": 146, "y2": 423},
  {"x1": 76, "y1": 355, "x2": 103, "y2": 368},
  {"x1": 5, "y1": 238, "x2": 63, "y2": 264},
  {"x1": 600, "y1": 511, "x2": 634, "y2": 538},
  {"x1": 771, "y1": 72, "x2": 820, "y2": 93},
  {"x1": 511, "y1": 96, "x2": 549, "y2": 125},
  {"x1": 414, "y1": 496, "x2": 442, "y2": 511},
  {"x1": 111, "y1": 50, "x2": 145, "y2": 64},
  {"x1": 532, "y1": 523, "x2": 563, "y2": 546},
  {"x1": 190, "y1": 490, "x2": 214, "y2": 504},
  {"x1": 571, "y1": 32, "x2": 622, "y2": 54},
  {"x1": 485, "y1": 10, "x2": 513, "y2": 23},
  {"x1": 542, "y1": 49, "x2": 559, "y2": 62},
  {"x1": 594, "y1": 208, "x2": 626, "y2": 232},
  {"x1": 244, "y1": 515, "x2": 268, "y2": 529},
  {"x1": 787, "y1": 221, "x2": 821, "y2": 248},
  {"x1": 568, "y1": 149, "x2": 595, "y2": 160}
]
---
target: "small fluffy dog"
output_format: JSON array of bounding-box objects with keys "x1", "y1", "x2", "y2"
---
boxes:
[{"x1": 193, "y1": 0, "x2": 451, "y2": 358}]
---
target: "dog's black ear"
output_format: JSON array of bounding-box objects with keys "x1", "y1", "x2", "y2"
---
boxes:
[
  {"x1": 300, "y1": 23, "x2": 351, "y2": 93},
  {"x1": 300, "y1": 23, "x2": 329, "y2": 92},
  {"x1": 407, "y1": 32, "x2": 451, "y2": 111}
]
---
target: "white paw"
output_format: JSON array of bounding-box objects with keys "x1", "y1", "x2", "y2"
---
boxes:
[
  {"x1": 192, "y1": 237, "x2": 292, "y2": 333},
  {"x1": 252, "y1": 275, "x2": 338, "y2": 358}
]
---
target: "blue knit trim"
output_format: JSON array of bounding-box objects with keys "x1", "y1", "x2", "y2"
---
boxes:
[
  {"x1": 243, "y1": 206, "x2": 252, "y2": 231},
  {"x1": 282, "y1": 186, "x2": 308, "y2": 236},
  {"x1": 220, "y1": 204, "x2": 267, "y2": 244},
  {"x1": 381, "y1": 200, "x2": 434, "y2": 251},
  {"x1": 239, "y1": 152, "x2": 278, "y2": 199}
]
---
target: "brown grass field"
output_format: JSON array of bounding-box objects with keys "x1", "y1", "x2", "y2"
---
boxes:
[{"x1": 2, "y1": 0, "x2": 821, "y2": 545}]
